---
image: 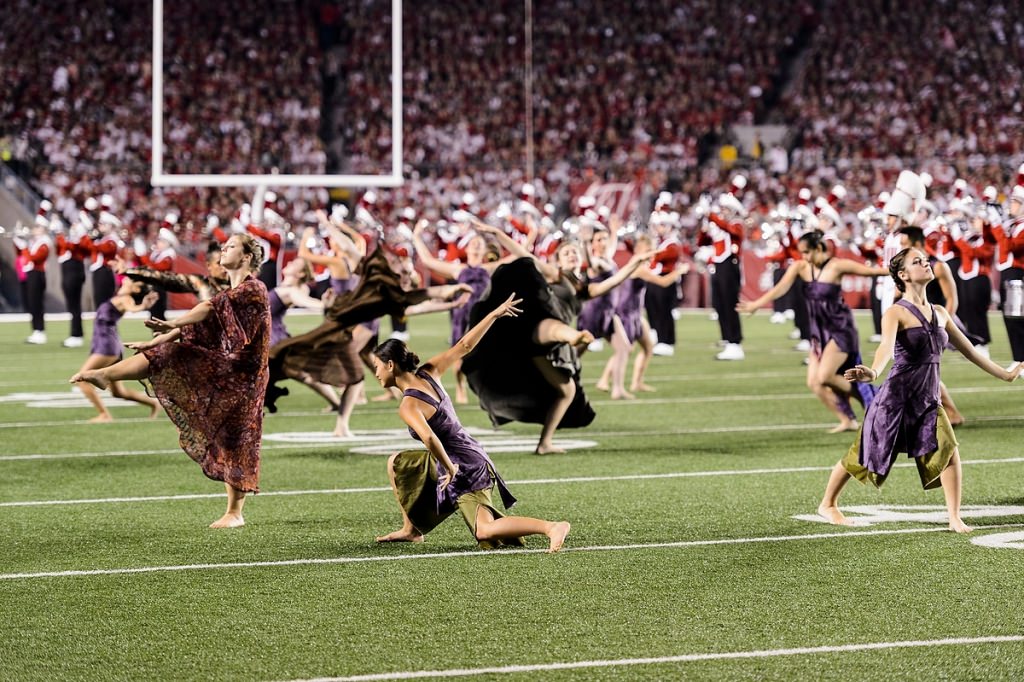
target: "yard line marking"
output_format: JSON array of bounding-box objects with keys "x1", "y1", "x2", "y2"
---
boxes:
[
  {"x1": 1, "y1": 385, "x2": 1019, "y2": 428},
  {"x1": 2, "y1": 455, "x2": 1023, "y2": 508},
  {"x1": 2, "y1": 524, "x2": 1022, "y2": 581},
  {"x1": 283, "y1": 634, "x2": 1024, "y2": 681}
]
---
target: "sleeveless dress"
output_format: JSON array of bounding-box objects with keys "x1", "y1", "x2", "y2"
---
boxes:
[
  {"x1": 803, "y1": 261, "x2": 877, "y2": 412},
  {"x1": 90, "y1": 300, "x2": 124, "y2": 357},
  {"x1": 842, "y1": 300, "x2": 958, "y2": 489},
  {"x1": 461, "y1": 257, "x2": 596, "y2": 429},
  {"x1": 450, "y1": 265, "x2": 491, "y2": 346},
  {"x1": 268, "y1": 289, "x2": 290, "y2": 347},
  {"x1": 577, "y1": 269, "x2": 616, "y2": 338},
  {"x1": 614, "y1": 278, "x2": 647, "y2": 344},
  {"x1": 391, "y1": 368, "x2": 524, "y2": 548}
]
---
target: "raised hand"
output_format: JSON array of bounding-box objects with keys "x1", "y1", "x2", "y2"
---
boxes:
[
  {"x1": 144, "y1": 318, "x2": 176, "y2": 334},
  {"x1": 843, "y1": 364, "x2": 877, "y2": 383},
  {"x1": 492, "y1": 293, "x2": 523, "y2": 319}
]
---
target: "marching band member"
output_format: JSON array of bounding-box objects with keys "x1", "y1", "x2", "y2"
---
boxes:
[
  {"x1": 89, "y1": 211, "x2": 124, "y2": 309},
  {"x1": 52, "y1": 202, "x2": 90, "y2": 347},
  {"x1": 700, "y1": 192, "x2": 746, "y2": 360},
  {"x1": 135, "y1": 216, "x2": 179, "y2": 320},
  {"x1": 16, "y1": 215, "x2": 53, "y2": 344},
  {"x1": 993, "y1": 183, "x2": 1024, "y2": 364},
  {"x1": 952, "y1": 200, "x2": 994, "y2": 355},
  {"x1": 247, "y1": 192, "x2": 285, "y2": 290},
  {"x1": 645, "y1": 193, "x2": 683, "y2": 356}
]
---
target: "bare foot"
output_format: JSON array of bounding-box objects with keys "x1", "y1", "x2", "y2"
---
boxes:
[
  {"x1": 455, "y1": 388, "x2": 469, "y2": 405},
  {"x1": 948, "y1": 414, "x2": 965, "y2": 428},
  {"x1": 817, "y1": 505, "x2": 855, "y2": 526},
  {"x1": 89, "y1": 413, "x2": 113, "y2": 424},
  {"x1": 594, "y1": 381, "x2": 610, "y2": 392},
  {"x1": 332, "y1": 428, "x2": 354, "y2": 439},
  {"x1": 610, "y1": 390, "x2": 635, "y2": 400},
  {"x1": 828, "y1": 420, "x2": 858, "y2": 434},
  {"x1": 149, "y1": 403, "x2": 163, "y2": 419},
  {"x1": 70, "y1": 370, "x2": 109, "y2": 391},
  {"x1": 321, "y1": 404, "x2": 338, "y2": 414},
  {"x1": 630, "y1": 383, "x2": 656, "y2": 393},
  {"x1": 547, "y1": 521, "x2": 571, "y2": 553},
  {"x1": 948, "y1": 518, "x2": 973, "y2": 533},
  {"x1": 209, "y1": 513, "x2": 245, "y2": 529},
  {"x1": 375, "y1": 529, "x2": 424, "y2": 543},
  {"x1": 534, "y1": 443, "x2": 566, "y2": 455}
]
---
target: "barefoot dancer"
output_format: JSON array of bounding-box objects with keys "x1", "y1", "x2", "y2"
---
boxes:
[
  {"x1": 372, "y1": 296, "x2": 570, "y2": 552},
  {"x1": 817, "y1": 248, "x2": 1022, "y2": 532},
  {"x1": 71, "y1": 234, "x2": 270, "y2": 529},
  {"x1": 73, "y1": 279, "x2": 162, "y2": 422},
  {"x1": 738, "y1": 230, "x2": 888, "y2": 432}
]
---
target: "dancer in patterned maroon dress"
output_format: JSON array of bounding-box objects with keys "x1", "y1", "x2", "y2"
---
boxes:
[
  {"x1": 71, "y1": 234, "x2": 271, "y2": 529},
  {"x1": 817, "y1": 248, "x2": 1021, "y2": 532},
  {"x1": 372, "y1": 294, "x2": 570, "y2": 551}
]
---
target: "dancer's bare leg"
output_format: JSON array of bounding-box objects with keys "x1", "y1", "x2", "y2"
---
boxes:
[
  {"x1": 70, "y1": 352, "x2": 150, "y2": 391},
  {"x1": 941, "y1": 449, "x2": 971, "y2": 533},
  {"x1": 596, "y1": 354, "x2": 614, "y2": 392},
  {"x1": 533, "y1": 318, "x2": 594, "y2": 347},
  {"x1": 209, "y1": 483, "x2": 246, "y2": 528},
  {"x1": 629, "y1": 319, "x2": 656, "y2": 392},
  {"x1": 608, "y1": 317, "x2": 634, "y2": 400},
  {"x1": 532, "y1": 356, "x2": 575, "y2": 455},
  {"x1": 807, "y1": 351, "x2": 855, "y2": 432},
  {"x1": 376, "y1": 452, "x2": 424, "y2": 542},
  {"x1": 109, "y1": 381, "x2": 161, "y2": 418},
  {"x1": 817, "y1": 461, "x2": 855, "y2": 525},
  {"x1": 74, "y1": 354, "x2": 118, "y2": 422},
  {"x1": 939, "y1": 382, "x2": 964, "y2": 426},
  {"x1": 474, "y1": 506, "x2": 570, "y2": 553},
  {"x1": 333, "y1": 381, "x2": 363, "y2": 438}
]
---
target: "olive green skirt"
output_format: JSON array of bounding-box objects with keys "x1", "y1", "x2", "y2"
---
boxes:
[
  {"x1": 842, "y1": 406, "x2": 958, "y2": 490},
  {"x1": 391, "y1": 449, "x2": 525, "y2": 549}
]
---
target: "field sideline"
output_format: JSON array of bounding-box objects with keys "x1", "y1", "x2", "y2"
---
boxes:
[{"x1": 1, "y1": 309, "x2": 1023, "y2": 681}]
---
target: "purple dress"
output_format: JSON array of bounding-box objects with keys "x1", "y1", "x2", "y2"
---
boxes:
[
  {"x1": 804, "y1": 265, "x2": 877, "y2": 414},
  {"x1": 330, "y1": 276, "x2": 356, "y2": 295},
  {"x1": 269, "y1": 289, "x2": 290, "y2": 347},
  {"x1": 614, "y1": 278, "x2": 647, "y2": 343},
  {"x1": 577, "y1": 270, "x2": 616, "y2": 338},
  {"x1": 450, "y1": 265, "x2": 490, "y2": 346},
  {"x1": 403, "y1": 369, "x2": 516, "y2": 508},
  {"x1": 848, "y1": 300, "x2": 954, "y2": 488},
  {"x1": 90, "y1": 301, "x2": 124, "y2": 357}
]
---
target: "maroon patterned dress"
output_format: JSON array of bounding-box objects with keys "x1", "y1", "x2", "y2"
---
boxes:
[{"x1": 144, "y1": 276, "x2": 271, "y2": 492}]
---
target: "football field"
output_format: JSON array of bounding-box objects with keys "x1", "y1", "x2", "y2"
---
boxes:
[{"x1": 2, "y1": 309, "x2": 1023, "y2": 681}]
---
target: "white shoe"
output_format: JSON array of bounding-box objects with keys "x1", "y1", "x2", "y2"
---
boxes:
[
  {"x1": 869, "y1": 334, "x2": 882, "y2": 343},
  {"x1": 708, "y1": 311, "x2": 719, "y2": 321},
  {"x1": 769, "y1": 312, "x2": 786, "y2": 324},
  {"x1": 794, "y1": 339, "x2": 811, "y2": 352},
  {"x1": 784, "y1": 309, "x2": 795, "y2": 320},
  {"x1": 389, "y1": 330, "x2": 410, "y2": 342},
  {"x1": 587, "y1": 339, "x2": 605, "y2": 353},
  {"x1": 716, "y1": 343, "x2": 745, "y2": 361},
  {"x1": 652, "y1": 343, "x2": 675, "y2": 357},
  {"x1": 671, "y1": 308, "x2": 682, "y2": 321},
  {"x1": 62, "y1": 336, "x2": 84, "y2": 348},
  {"x1": 788, "y1": 328, "x2": 801, "y2": 340},
  {"x1": 26, "y1": 330, "x2": 47, "y2": 345},
  {"x1": 976, "y1": 344, "x2": 990, "y2": 359}
]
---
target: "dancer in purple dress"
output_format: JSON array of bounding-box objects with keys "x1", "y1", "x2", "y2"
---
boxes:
[
  {"x1": 817, "y1": 247, "x2": 1021, "y2": 532},
  {"x1": 72, "y1": 277, "x2": 162, "y2": 422},
  {"x1": 738, "y1": 230, "x2": 888, "y2": 432},
  {"x1": 372, "y1": 294, "x2": 571, "y2": 552},
  {"x1": 596, "y1": 232, "x2": 687, "y2": 399},
  {"x1": 577, "y1": 228, "x2": 618, "y2": 344}
]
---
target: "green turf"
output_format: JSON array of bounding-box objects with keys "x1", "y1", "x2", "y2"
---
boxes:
[{"x1": 1, "y1": 310, "x2": 1023, "y2": 681}]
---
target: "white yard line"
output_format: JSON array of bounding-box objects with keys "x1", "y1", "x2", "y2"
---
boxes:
[
  {"x1": 7, "y1": 524, "x2": 1024, "y2": 581},
  {"x1": 283, "y1": 635, "x2": 1024, "y2": 681},
  {"x1": 2, "y1": 456, "x2": 1023, "y2": 508}
]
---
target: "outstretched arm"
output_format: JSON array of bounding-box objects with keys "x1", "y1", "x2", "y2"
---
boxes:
[
  {"x1": 425, "y1": 293, "x2": 523, "y2": 375},
  {"x1": 633, "y1": 263, "x2": 688, "y2": 287},
  {"x1": 411, "y1": 221, "x2": 461, "y2": 280},
  {"x1": 587, "y1": 250, "x2": 654, "y2": 297},
  {"x1": 833, "y1": 258, "x2": 889, "y2": 278},
  {"x1": 737, "y1": 261, "x2": 804, "y2": 314},
  {"x1": 943, "y1": 307, "x2": 1021, "y2": 381},
  {"x1": 845, "y1": 306, "x2": 900, "y2": 382},
  {"x1": 145, "y1": 300, "x2": 212, "y2": 333}
]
